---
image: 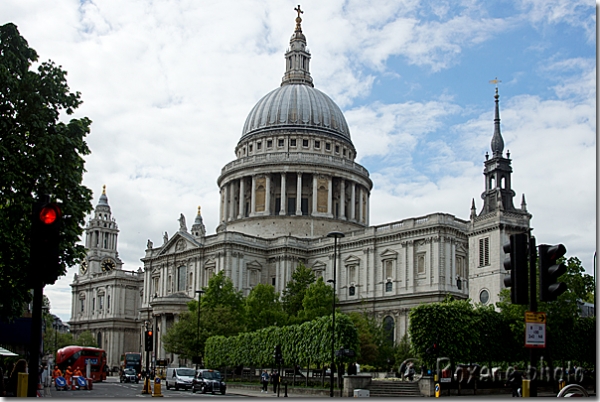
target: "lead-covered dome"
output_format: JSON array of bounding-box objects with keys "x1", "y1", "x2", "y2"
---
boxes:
[
  {"x1": 241, "y1": 84, "x2": 351, "y2": 142},
  {"x1": 239, "y1": 8, "x2": 352, "y2": 145}
]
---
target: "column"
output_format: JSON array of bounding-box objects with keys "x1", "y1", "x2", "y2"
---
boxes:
[
  {"x1": 224, "y1": 182, "x2": 230, "y2": 222},
  {"x1": 357, "y1": 186, "x2": 363, "y2": 224},
  {"x1": 296, "y1": 172, "x2": 302, "y2": 215},
  {"x1": 350, "y1": 182, "x2": 356, "y2": 221},
  {"x1": 229, "y1": 182, "x2": 235, "y2": 221},
  {"x1": 265, "y1": 174, "x2": 271, "y2": 215},
  {"x1": 365, "y1": 190, "x2": 370, "y2": 226},
  {"x1": 238, "y1": 178, "x2": 245, "y2": 218},
  {"x1": 160, "y1": 314, "x2": 167, "y2": 359},
  {"x1": 219, "y1": 188, "x2": 224, "y2": 222},
  {"x1": 251, "y1": 175, "x2": 256, "y2": 216},
  {"x1": 327, "y1": 176, "x2": 332, "y2": 217},
  {"x1": 312, "y1": 175, "x2": 318, "y2": 215},
  {"x1": 340, "y1": 178, "x2": 346, "y2": 219},
  {"x1": 279, "y1": 173, "x2": 286, "y2": 215}
]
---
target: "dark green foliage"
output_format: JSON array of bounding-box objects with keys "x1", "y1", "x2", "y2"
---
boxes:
[
  {"x1": 299, "y1": 277, "x2": 336, "y2": 322},
  {"x1": 281, "y1": 262, "x2": 316, "y2": 319},
  {"x1": 205, "y1": 313, "x2": 359, "y2": 368},
  {"x1": 0, "y1": 22, "x2": 93, "y2": 320},
  {"x1": 245, "y1": 283, "x2": 286, "y2": 331}
]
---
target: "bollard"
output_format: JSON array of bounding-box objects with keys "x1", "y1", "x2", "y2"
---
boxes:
[
  {"x1": 284, "y1": 383, "x2": 288, "y2": 397},
  {"x1": 17, "y1": 372, "x2": 28, "y2": 397},
  {"x1": 152, "y1": 377, "x2": 163, "y2": 397},
  {"x1": 142, "y1": 377, "x2": 151, "y2": 394},
  {"x1": 435, "y1": 383, "x2": 441, "y2": 398},
  {"x1": 522, "y1": 379, "x2": 530, "y2": 397}
]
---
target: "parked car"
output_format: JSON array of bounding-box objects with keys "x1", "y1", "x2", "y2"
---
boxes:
[
  {"x1": 165, "y1": 367, "x2": 195, "y2": 391},
  {"x1": 120, "y1": 368, "x2": 139, "y2": 383},
  {"x1": 192, "y1": 369, "x2": 226, "y2": 395}
]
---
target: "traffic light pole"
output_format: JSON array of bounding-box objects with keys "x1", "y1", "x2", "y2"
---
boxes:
[
  {"x1": 27, "y1": 280, "x2": 44, "y2": 397},
  {"x1": 528, "y1": 233, "x2": 537, "y2": 397}
]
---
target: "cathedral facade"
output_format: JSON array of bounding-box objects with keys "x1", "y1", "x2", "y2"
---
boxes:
[{"x1": 69, "y1": 11, "x2": 530, "y2": 370}]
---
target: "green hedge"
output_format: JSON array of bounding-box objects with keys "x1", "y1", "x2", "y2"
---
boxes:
[{"x1": 205, "y1": 313, "x2": 359, "y2": 367}]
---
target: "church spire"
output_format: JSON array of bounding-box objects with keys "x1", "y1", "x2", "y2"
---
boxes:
[
  {"x1": 281, "y1": 5, "x2": 314, "y2": 87},
  {"x1": 490, "y1": 86, "x2": 504, "y2": 157}
]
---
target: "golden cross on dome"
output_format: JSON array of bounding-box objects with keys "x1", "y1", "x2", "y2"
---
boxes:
[
  {"x1": 102, "y1": 184, "x2": 106, "y2": 194},
  {"x1": 294, "y1": 5, "x2": 303, "y2": 31},
  {"x1": 198, "y1": 206, "x2": 202, "y2": 215},
  {"x1": 294, "y1": 5, "x2": 303, "y2": 19},
  {"x1": 489, "y1": 77, "x2": 502, "y2": 87}
]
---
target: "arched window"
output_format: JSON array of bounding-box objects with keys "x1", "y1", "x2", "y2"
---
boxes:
[
  {"x1": 383, "y1": 316, "x2": 395, "y2": 344},
  {"x1": 385, "y1": 281, "x2": 392, "y2": 292},
  {"x1": 349, "y1": 286, "x2": 355, "y2": 296}
]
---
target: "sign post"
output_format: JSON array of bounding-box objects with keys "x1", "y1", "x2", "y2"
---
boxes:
[{"x1": 524, "y1": 311, "x2": 546, "y2": 348}]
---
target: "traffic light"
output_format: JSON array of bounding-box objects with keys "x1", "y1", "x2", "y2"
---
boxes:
[
  {"x1": 30, "y1": 196, "x2": 62, "y2": 284},
  {"x1": 503, "y1": 233, "x2": 529, "y2": 305},
  {"x1": 273, "y1": 344, "x2": 283, "y2": 365},
  {"x1": 145, "y1": 330, "x2": 153, "y2": 352},
  {"x1": 539, "y1": 244, "x2": 568, "y2": 302}
]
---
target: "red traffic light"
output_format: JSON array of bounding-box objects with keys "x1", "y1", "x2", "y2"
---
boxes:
[
  {"x1": 39, "y1": 204, "x2": 61, "y2": 224},
  {"x1": 147, "y1": 331, "x2": 153, "y2": 336}
]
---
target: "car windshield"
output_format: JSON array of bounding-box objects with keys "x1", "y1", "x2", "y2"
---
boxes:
[
  {"x1": 201, "y1": 370, "x2": 221, "y2": 380},
  {"x1": 177, "y1": 368, "x2": 196, "y2": 377},
  {"x1": 124, "y1": 369, "x2": 136, "y2": 375}
]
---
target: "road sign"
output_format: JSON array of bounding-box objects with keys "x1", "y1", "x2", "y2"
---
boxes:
[{"x1": 524, "y1": 311, "x2": 546, "y2": 348}]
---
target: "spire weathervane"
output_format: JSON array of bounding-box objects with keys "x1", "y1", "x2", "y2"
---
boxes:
[
  {"x1": 489, "y1": 77, "x2": 502, "y2": 88},
  {"x1": 294, "y1": 5, "x2": 303, "y2": 31},
  {"x1": 102, "y1": 184, "x2": 106, "y2": 195}
]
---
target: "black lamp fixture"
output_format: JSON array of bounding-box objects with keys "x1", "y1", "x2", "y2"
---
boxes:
[
  {"x1": 326, "y1": 231, "x2": 344, "y2": 397},
  {"x1": 195, "y1": 289, "x2": 205, "y2": 369}
]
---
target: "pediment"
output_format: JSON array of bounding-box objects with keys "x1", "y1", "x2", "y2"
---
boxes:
[
  {"x1": 456, "y1": 244, "x2": 467, "y2": 255},
  {"x1": 312, "y1": 260, "x2": 326, "y2": 270},
  {"x1": 246, "y1": 260, "x2": 262, "y2": 270},
  {"x1": 380, "y1": 248, "x2": 399, "y2": 259},
  {"x1": 157, "y1": 232, "x2": 200, "y2": 256},
  {"x1": 344, "y1": 255, "x2": 361, "y2": 265}
]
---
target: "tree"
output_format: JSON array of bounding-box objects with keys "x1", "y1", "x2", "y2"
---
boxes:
[
  {"x1": 299, "y1": 277, "x2": 336, "y2": 322},
  {"x1": 245, "y1": 283, "x2": 287, "y2": 331},
  {"x1": 75, "y1": 331, "x2": 97, "y2": 347},
  {"x1": 281, "y1": 262, "x2": 315, "y2": 318},
  {"x1": 0, "y1": 23, "x2": 93, "y2": 320},
  {"x1": 348, "y1": 311, "x2": 379, "y2": 365}
]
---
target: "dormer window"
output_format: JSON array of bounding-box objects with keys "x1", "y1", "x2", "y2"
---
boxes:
[
  {"x1": 267, "y1": 140, "x2": 273, "y2": 148},
  {"x1": 302, "y1": 139, "x2": 309, "y2": 147},
  {"x1": 278, "y1": 139, "x2": 284, "y2": 147},
  {"x1": 290, "y1": 139, "x2": 297, "y2": 147},
  {"x1": 314, "y1": 140, "x2": 320, "y2": 149},
  {"x1": 335, "y1": 145, "x2": 340, "y2": 153},
  {"x1": 257, "y1": 142, "x2": 262, "y2": 150},
  {"x1": 249, "y1": 144, "x2": 253, "y2": 152},
  {"x1": 325, "y1": 142, "x2": 331, "y2": 151}
]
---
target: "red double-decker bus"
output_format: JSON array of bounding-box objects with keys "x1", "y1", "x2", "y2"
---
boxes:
[{"x1": 56, "y1": 346, "x2": 107, "y2": 382}]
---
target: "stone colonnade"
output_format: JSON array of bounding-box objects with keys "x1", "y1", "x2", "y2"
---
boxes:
[{"x1": 220, "y1": 172, "x2": 370, "y2": 225}]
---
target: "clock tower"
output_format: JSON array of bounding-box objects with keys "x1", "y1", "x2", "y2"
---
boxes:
[
  {"x1": 69, "y1": 186, "x2": 142, "y2": 371},
  {"x1": 81, "y1": 185, "x2": 123, "y2": 275}
]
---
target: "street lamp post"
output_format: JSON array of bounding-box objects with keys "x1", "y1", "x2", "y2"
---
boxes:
[
  {"x1": 195, "y1": 290, "x2": 205, "y2": 370},
  {"x1": 327, "y1": 231, "x2": 344, "y2": 398}
]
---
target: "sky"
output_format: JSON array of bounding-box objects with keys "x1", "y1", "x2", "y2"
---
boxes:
[{"x1": 2, "y1": 0, "x2": 596, "y2": 323}]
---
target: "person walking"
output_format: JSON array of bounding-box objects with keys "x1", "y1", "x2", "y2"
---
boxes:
[
  {"x1": 507, "y1": 366, "x2": 524, "y2": 397},
  {"x1": 271, "y1": 370, "x2": 279, "y2": 394},
  {"x1": 260, "y1": 369, "x2": 269, "y2": 393}
]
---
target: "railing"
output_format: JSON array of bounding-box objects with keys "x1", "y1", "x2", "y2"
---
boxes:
[{"x1": 220, "y1": 152, "x2": 370, "y2": 177}]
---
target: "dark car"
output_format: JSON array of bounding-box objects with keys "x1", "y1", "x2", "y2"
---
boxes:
[
  {"x1": 192, "y1": 369, "x2": 226, "y2": 395},
  {"x1": 120, "y1": 368, "x2": 139, "y2": 383}
]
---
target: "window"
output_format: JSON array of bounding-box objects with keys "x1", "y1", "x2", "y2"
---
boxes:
[
  {"x1": 456, "y1": 256, "x2": 465, "y2": 277},
  {"x1": 479, "y1": 289, "x2": 490, "y2": 304},
  {"x1": 343, "y1": 149, "x2": 347, "y2": 156},
  {"x1": 384, "y1": 260, "x2": 393, "y2": 279},
  {"x1": 243, "y1": 147, "x2": 246, "y2": 155},
  {"x1": 335, "y1": 145, "x2": 340, "y2": 153},
  {"x1": 385, "y1": 281, "x2": 393, "y2": 292},
  {"x1": 314, "y1": 140, "x2": 320, "y2": 149},
  {"x1": 278, "y1": 139, "x2": 284, "y2": 147},
  {"x1": 92, "y1": 298, "x2": 95, "y2": 311},
  {"x1": 98, "y1": 295, "x2": 104, "y2": 310},
  {"x1": 257, "y1": 142, "x2": 262, "y2": 150},
  {"x1": 290, "y1": 139, "x2": 297, "y2": 147},
  {"x1": 348, "y1": 266, "x2": 356, "y2": 283},
  {"x1": 383, "y1": 316, "x2": 394, "y2": 343},
  {"x1": 107, "y1": 295, "x2": 111, "y2": 309},
  {"x1": 417, "y1": 253, "x2": 425, "y2": 274},
  {"x1": 178, "y1": 266, "x2": 187, "y2": 291},
  {"x1": 479, "y1": 237, "x2": 490, "y2": 267},
  {"x1": 325, "y1": 142, "x2": 331, "y2": 151},
  {"x1": 80, "y1": 299, "x2": 84, "y2": 312},
  {"x1": 272, "y1": 277, "x2": 276, "y2": 286},
  {"x1": 302, "y1": 139, "x2": 309, "y2": 147},
  {"x1": 349, "y1": 286, "x2": 355, "y2": 296},
  {"x1": 267, "y1": 139, "x2": 273, "y2": 148},
  {"x1": 249, "y1": 144, "x2": 253, "y2": 152}
]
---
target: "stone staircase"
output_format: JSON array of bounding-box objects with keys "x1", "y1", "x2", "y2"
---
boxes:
[{"x1": 367, "y1": 380, "x2": 422, "y2": 397}]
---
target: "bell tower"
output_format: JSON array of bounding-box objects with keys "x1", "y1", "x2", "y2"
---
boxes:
[
  {"x1": 468, "y1": 87, "x2": 531, "y2": 308},
  {"x1": 80, "y1": 185, "x2": 123, "y2": 276}
]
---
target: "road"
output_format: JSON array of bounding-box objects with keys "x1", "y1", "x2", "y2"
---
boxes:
[{"x1": 46, "y1": 377, "x2": 241, "y2": 398}]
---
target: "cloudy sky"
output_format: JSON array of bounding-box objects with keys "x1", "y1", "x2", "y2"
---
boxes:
[{"x1": 2, "y1": 0, "x2": 595, "y2": 322}]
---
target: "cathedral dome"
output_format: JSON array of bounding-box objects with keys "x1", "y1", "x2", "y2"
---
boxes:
[{"x1": 241, "y1": 84, "x2": 351, "y2": 143}]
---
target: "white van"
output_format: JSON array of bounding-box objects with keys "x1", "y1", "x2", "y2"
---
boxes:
[{"x1": 165, "y1": 367, "x2": 196, "y2": 391}]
